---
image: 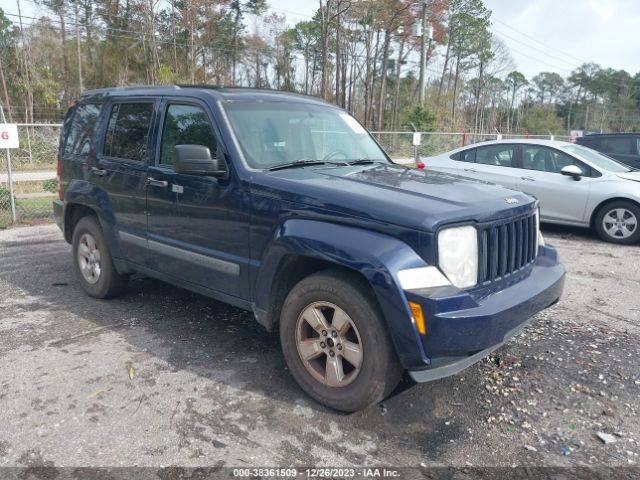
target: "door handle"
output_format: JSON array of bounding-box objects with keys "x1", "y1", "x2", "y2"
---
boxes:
[
  {"x1": 147, "y1": 177, "x2": 169, "y2": 188},
  {"x1": 90, "y1": 167, "x2": 107, "y2": 176},
  {"x1": 521, "y1": 176, "x2": 535, "y2": 181},
  {"x1": 464, "y1": 168, "x2": 477, "y2": 172}
]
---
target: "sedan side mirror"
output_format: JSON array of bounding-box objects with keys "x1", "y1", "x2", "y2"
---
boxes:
[
  {"x1": 560, "y1": 165, "x2": 583, "y2": 181},
  {"x1": 174, "y1": 144, "x2": 228, "y2": 178}
]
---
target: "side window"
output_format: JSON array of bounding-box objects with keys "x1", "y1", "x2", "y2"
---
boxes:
[
  {"x1": 636, "y1": 138, "x2": 640, "y2": 156},
  {"x1": 522, "y1": 146, "x2": 592, "y2": 176},
  {"x1": 450, "y1": 149, "x2": 475, "y2": 162},
  {"x1": 63, "y1": 103, "x2": 101, "y2": 156},
  {"x1": 475, "y1": 145, "x2": 514, "y2": 167},
  {"x1": 160, "y1": 104, "x2": 218, "y2": 166},
  {"x1": 601, "y1": 137, "x2": 631, "y2": 155},
  {"x1": 103, "y1": 102, "x2": 154, "y2": 161}
]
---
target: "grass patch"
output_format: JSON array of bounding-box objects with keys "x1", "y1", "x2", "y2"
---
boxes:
[{"x1": 0, "y1": 195, "x2": 56, "y2": 229}]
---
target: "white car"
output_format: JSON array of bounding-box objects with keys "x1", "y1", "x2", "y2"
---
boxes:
[{"x1": 424, "y1": 139, "x2": 640, "y2": 244}]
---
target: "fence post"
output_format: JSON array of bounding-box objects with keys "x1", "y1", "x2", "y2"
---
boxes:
[
  {"x1": 461, "y1": 129, "x2": 467, "y2": 147},
  {"x1": 6, "y1": 148, "x2": 17, "y2": 223},
  {"x1": 1, "y1": 106, "x2": 17, "y2": 223}
]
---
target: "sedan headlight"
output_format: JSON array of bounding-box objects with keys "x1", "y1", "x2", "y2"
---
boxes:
[{"x1": 438, "y1": 225, "x2": 478, "y2": 288}]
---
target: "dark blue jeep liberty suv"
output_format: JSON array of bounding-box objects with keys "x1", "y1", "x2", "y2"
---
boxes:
[{"x1": 53, "y1": 86, "x2": 565, "y2": 411}]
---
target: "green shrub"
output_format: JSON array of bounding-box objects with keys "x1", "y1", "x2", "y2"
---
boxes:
[
  {"x1": 0, "y1": 185, "x2": 15, "y2": 211},
  {"x1": 43, "y1": 178, "x2": 58, "y2": 194}
]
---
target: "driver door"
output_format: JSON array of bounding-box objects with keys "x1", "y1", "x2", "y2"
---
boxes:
[
  {"x1": 516, "y1": 145, "x2": 592, "y2": 224},
  {"x1": 145, "y1": 99, "x2": 251, "y2": 299}
]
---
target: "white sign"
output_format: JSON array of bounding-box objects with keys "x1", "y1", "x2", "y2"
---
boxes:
[
  {"x1": 0, "y1": 124, "x2": 19, "y2": 149},
  {"x1": 412, "y1": 132, "x2": 422, "y2": 146}
]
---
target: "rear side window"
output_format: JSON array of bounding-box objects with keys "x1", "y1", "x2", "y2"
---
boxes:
[
  {"x1": 63, "y1": 103, "x2": 101, "y2": 156},
  {"x1": 451, "y1": 149, "x2": 476, "y2": 162},
  {"x1": 103, "y1": 102, "x2": 154, "y2": 162},
  {"x1": 476, "y1": 145, "x2": 515, "y2": 167},
  {"x1": 160, "y1": 104, "x2": 218, "y2": 166}
]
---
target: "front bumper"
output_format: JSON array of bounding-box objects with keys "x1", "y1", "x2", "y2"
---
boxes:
[{"x1": 405, "y1": 245, "x2": 565, "y2": 381}]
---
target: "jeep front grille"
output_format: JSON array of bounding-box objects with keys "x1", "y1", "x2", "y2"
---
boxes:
[{"x1": 479, "y1": 212, "x2": 538, "y2": 284}]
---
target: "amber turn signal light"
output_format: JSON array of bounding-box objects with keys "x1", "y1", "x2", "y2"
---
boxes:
[{"x1": 408, "y1": 301, "x2": 426, "y2": 335}]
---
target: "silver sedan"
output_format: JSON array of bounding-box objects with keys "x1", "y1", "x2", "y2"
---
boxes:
[{"x1": 424, "y1": 139, "x2": 640, "y2": 244}]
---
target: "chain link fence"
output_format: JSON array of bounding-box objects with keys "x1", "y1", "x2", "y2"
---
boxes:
[
  {"x1": 0, "y1": 124, "x2": 569, "y2": 228},
  {"x1": 1, "y1": 124, "x2": 62, "y2": 229}
]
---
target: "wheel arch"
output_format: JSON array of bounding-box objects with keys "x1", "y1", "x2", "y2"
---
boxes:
[
  {"x1": 253, "y1": 219, "x2": 430, "y2": 369},
  {"x1": 262, "y1": 255, "x2": 375, "y2": 333},
  {"x1": 64, "y1": 203, "x2": 98, "y2": 243}
]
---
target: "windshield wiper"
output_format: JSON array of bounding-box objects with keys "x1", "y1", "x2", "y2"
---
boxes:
[
  {"x1": 346, "y1": 159, "x2": 386, "y2": 166},
  {"x1": 268, "y1": 160, "x2": 328, "y2": 171},
  {"x1": 268, "y1": 159, "x2": 352, "y2": 171}
]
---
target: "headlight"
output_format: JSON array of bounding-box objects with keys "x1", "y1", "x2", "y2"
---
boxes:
[{"x1": 438, "y1": 225, "x2": 478, "y2": 288}]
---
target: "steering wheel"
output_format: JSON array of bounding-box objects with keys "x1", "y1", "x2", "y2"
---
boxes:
[{"x1": 323, "y1": 150, "x2": 349, "y2": 161}]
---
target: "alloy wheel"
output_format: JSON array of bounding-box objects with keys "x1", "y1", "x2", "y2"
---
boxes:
[
  {"x1": 295, "y1": 302, "x2": 363, "y2": 387},
  {"x1": 602, "y1": 208, "x2": 637, "y2": 239},
  {"x1": 77, "y1": 233, "x2": 102, "y2": 284}
]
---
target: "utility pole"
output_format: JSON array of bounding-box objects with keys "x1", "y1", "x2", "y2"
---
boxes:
[{"x1": 417, "y1": 0, "x2": 427, "y2": 105}]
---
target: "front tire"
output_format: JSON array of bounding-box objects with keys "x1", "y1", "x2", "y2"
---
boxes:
[
  {"x1": 72, "y1": 216, "x2": 128, "y2": 298},
  {"x1": 595, "y1": 201, "x2": 640, "y2": 244},
  {"x1": 280, "y1": 269, "x2": 403, "y2": 412}
]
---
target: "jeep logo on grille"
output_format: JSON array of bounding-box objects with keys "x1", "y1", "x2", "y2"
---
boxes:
[{"x1": 505, "y1": 197, "x2": 519, "y2": 204}]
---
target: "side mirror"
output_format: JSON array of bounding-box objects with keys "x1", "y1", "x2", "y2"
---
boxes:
[
  {"x1": 560, "y1": 164, "x2": 583, "y2": 181},
  {"x1": 174, "y1": 144, "x2": 227, "y2": 178}
]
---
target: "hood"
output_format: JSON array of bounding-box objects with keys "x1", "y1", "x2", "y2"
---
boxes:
[
  {"x1": 617, "y1": 171, "x2": 640, "y2": 183},
  {"x1": 254, "y1": 164, "x2": 536, "y2": 232}
]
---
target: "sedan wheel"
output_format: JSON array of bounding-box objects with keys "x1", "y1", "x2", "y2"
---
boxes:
[
  {"x1": 595, "y1": 201, "x2": 640, "y2": 244},
  {"x1": 602, "y1": 208, "x2": 637, "y2": 240}
]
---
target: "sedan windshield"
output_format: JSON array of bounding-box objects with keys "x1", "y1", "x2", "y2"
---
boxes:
[
  {"x1": 223, "y1": 102, "x2": 389, "y2": 170},
  {"x1": 561, "y1": 144, "x2": 632, "y2": 173}
]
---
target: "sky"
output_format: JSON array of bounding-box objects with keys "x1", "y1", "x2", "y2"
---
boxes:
[{"x1": 2, "y1": 0, "x2": 640, "y2": 80}]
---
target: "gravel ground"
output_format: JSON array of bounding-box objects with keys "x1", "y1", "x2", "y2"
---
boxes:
[{"x1": 0, "y1": 223, "x2": 639, "y2": 472}]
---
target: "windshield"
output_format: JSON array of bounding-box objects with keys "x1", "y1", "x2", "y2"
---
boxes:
[
  {"x1": 561, "y1": 144, "x2": 632, "y2": 172},
  {"x1": 223, "y1": 102, "x2": 389, "y2": 169}
]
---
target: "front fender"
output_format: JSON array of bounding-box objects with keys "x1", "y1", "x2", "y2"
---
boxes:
[
  {"x1": 64, "y1": 179, "x2": 124, "y2": 259},
  {"x1": 254, "y1": 219, "x2": 430, "y2": 368}
]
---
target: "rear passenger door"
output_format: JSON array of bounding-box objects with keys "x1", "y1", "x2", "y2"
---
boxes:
[
  {"x1": 95, "y1": 99, "x2": 157, "y2": 265},
  {"x1": 145, "y1": 99, "x2": 250, "y2": 299},
  {"x1": 470, "y1": 144, "x2": 521, "y2": 189}
]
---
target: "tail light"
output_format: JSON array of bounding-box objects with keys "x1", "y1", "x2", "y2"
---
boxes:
[{"x1": 57, "y1": 158, "x2": 63, "y2": 200}]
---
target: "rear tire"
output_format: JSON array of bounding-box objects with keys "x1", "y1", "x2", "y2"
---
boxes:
[
  {"x1": 594, "y1": 201, "x2": 640, "y2": 244},
  {"x1": 72, "y1": 216, "x2": 128, "y2": 298},
  {"x1": 280, "y1": 269, "x2": 403, "y2": 412}
]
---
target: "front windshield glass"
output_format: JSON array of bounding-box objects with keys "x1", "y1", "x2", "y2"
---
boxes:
[
  {"x1": 561, "y1": 144, "x2": 631, "y2": 172},
  {"x1": 223, "y1": 102, "x2": 389, "y2": 169}
]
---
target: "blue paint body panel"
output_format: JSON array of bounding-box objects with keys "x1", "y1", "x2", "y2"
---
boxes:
[{"x1": 53, "y1": 86, "x2": 565, "y2": 375}]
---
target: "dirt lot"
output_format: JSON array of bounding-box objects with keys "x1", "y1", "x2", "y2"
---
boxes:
[{"x1": 0, "y1": 223, "x2": 639, "y2": 472}]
